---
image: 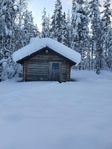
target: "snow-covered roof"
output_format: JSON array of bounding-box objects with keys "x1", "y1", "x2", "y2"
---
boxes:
[{"x1": 13, "y1": 38, "x2": 81, "y2": 64}]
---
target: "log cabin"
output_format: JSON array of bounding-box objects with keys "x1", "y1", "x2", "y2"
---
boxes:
[{"x1": 13, "y1": 38, "x2": 81, "y2": 82}]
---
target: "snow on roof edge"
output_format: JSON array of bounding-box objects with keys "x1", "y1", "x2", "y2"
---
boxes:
[{"x1": 12, "y1": 38, "x2": 81, "y2": 65}]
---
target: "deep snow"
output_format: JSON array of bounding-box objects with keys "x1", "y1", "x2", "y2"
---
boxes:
[{"x1": 0, "y1": 70, "x2": 112, "y2": 149}]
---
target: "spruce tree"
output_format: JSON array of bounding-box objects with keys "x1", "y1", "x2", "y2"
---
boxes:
[
  {"x1": 0, "y1": 1, "x2": 6, "y2": 58},
  {"x1": 41, "y1": 8, "x2": 50, "y2": 38},
  {"x1": 71, "y1": 0, "x2": 77, "y2": 50},
  {"x1": 62, "y1": 12, "x2": 68, "y2": 46},
  {"x1": 89, "y1": 0, "x2": 103, "y2": 74},
  {"x1": 22, "y1": 10, "x2": 39, "y2": 46},
  {"x1": 0, "y1": 0, "x2": 18, "y2": 56},
  {"x1": 50, "y1": 0, "x2": 63, "y2": 42},
  {"x1": 71, "y1": 0, "x2": 90, "y2": 70},
  {"x1": 102, "y1": 0, "x2": 112, "y2": 69},
  {"x1": 84, "y1": 0, "x2": 91, "y2": 70},
  {"x1": 66, "y1": 11, "x2": 72, "y2": 48},
  {"x1": 0, "y1": 0, "x2": 19, "y2": 80},
  {"x1": 14, "y1": 0, "x2": 27, "y2": 50}
]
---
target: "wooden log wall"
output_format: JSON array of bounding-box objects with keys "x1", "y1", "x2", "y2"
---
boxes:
[{"x1": 23, "y1": 49, "x2": 72, "y2": 82}]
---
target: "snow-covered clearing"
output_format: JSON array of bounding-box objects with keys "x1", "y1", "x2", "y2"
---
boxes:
[{"x1": 0, "y1": 70, "x2": 112, "y2": 149}]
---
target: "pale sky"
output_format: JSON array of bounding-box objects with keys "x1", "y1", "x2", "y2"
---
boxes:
[
  {"x1": 27, "y1": 0, "x2": 111, "y2": 31},
  {"x1": 28, "y1": 0, "x2": 72, "y2": 30}
]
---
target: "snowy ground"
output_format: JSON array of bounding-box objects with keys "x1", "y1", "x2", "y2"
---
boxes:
[{"x1": 0, "y1": 70, "x2": 112, "y2": 149}]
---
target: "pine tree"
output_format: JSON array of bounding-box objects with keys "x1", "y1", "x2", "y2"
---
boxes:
[
  {"x1": 0, "y1": 0, "x2": 40, "y2": 80},
  {"x1": 105, "y1": 28, "x2": 112, "y2": 69},
  {"x1": 89, "y1": 0, "x2": 103, "y2": 74},
  {"x1": 22, "y1": 10, "x2": 39, "y2": 45},
  {"x1": 84, "y1": 0, "x2": 91, "y2": 70},
  {"x1": 61, "y1": 12, "x2": 68, "y2": 46},
  {"x1": 71, "y1": 0, "x2": 90, "y2": 70},
  {"x1": 17, "y1": 0, "x2": 27, "y2": 27},
  {"x1": 102, "y1": 0, "x2": 112, "y2": 69},
  {"x1": 71, "y1": 0, "x2": 77, "y2": 50},
  {"x1": 66, "y1": 11, "x2": 72, "y2": 48},
  {"x1": 0, "y1": 0, "x2": 18, "y2": 56},
  {"x1": 50, "y1": 0, "x2": 63, "y2": 42},
  {"x1": 41, "y1": 8, "x2": 50, "y2": 38},
  {"x1": 14, "y1": 0, "x2": 27, "y2": 50},
  {"x1": 0, "y1": 0, "x2": 34, "y2": 80},
  {"x1": 0, "y1": 1, "x2": 5, "y2": 58},
  {"x1": 0, "y1": 0, "x2": 19, "y2": 80}
]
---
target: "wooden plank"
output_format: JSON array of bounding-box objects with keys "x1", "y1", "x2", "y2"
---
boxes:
[{"x1": 22, "y1": 49, "x2": 72, "y2": 82}]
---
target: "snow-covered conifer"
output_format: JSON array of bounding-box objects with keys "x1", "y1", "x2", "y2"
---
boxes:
[
  {"x1": 102, "y1": 0, "x2": 112, "y2": 69},
  {"x1": 61, "y1": 12, "x2": 68, "y2": 46},
  {"x1": 66, "y1": 11, "x2": 72, "y2": 48},
  {"x1": 71, "y1": 0, "x2": 90, "y2": 70},
  {"x1": 50, "y1": 0, "x2": 63, "y2": 42},
  {"x1": 22, "y1": 10, "x2": 39, "y2": 45},
  {"x1": 41, "y1": 8, "x2": 50, "y2": 38},
  {"x1": 89, "y1": 0, "x2": 103, "y2": 74}
]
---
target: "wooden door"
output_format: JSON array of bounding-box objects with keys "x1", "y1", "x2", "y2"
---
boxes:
[{"x1": 50, "y1": 62, "x2": 60, "y2": 81}]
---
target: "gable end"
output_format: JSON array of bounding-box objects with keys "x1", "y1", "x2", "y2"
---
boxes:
[{"x1": 17, "y1": 47, "x2": 76, "y2": 65}]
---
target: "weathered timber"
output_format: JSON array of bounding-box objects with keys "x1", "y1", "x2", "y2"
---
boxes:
[{"x1": 19, "y1": 47, "x2": 74, "y2": 82}]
